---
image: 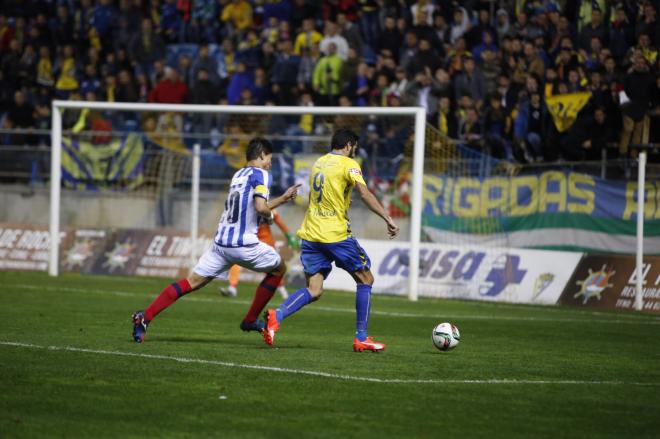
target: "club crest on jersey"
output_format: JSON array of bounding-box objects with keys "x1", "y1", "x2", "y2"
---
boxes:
[{"x1": 103, "y1": 239, "x2": 136, "y2": 272}]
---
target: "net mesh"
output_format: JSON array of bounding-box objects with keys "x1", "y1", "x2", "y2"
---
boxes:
[{"x1": 53, "y1": 107, "x2": 420, "y2": 237}]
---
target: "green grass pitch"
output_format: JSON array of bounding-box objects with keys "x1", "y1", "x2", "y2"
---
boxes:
[{"x1": 1, "y1": 271, "x2": 659, "y2": 438}]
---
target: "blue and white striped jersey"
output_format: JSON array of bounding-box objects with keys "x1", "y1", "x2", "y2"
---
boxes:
[{"x1": 214, "y1": 166, "x2": 271, "y2": 247}]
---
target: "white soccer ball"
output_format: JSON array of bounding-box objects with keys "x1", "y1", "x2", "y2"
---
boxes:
[{"x1": 432, "y1": 322, "x2": 460, "y2": 351}]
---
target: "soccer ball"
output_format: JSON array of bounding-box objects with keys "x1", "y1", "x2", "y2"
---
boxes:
[{"x1": 432, "y1": 323, "x2": 460, "y2": 351}]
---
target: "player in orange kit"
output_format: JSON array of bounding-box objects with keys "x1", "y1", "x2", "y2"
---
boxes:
[{"x1": 219, "y1": 209, "x2": 299, "y2": 299}]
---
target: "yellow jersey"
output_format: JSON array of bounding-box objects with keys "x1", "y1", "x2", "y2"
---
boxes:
[{"x1": 297, "y1": 153, "x2": 366, "y2": 243}]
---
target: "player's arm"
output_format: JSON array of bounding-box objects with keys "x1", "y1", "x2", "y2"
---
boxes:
[
  {"x1": 254, "y1": 184, "x2": 301, "y2": 217},
  {"x1": 355, "y1": 182, "x2": 400, "y2": 239}
]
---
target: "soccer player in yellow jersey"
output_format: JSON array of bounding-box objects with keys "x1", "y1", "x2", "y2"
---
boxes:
[{"x1": 263, "y1": 128, "x2": 400, "y2": 352}]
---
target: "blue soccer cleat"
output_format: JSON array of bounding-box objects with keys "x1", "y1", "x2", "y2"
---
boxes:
[
  {"x1": 240, "y1": 319, "x2": 265, "y2": 333},
  {"x1": 132, "y1": 311, "x2": 149, "y2": 343}
]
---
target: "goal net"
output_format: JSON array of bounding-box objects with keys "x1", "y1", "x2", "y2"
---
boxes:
[{"x1": 48, "y1": 101, "x2": 429, "y2": 297}]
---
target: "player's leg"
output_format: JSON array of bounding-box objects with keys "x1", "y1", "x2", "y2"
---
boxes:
[
  {"x1": 263, "y1": 232, "x2": 289, "y2": 299},
  {"x1": 263, "y1": 240, "x2": 330, "y2": 346},
  {"x1": 132, "y1": 244, "x2": 227, "y2": 343},
  {"x1": 333, "y1": 237, "x2": 384, "y2": 352},
  {"x1": 227, "y1": 242, "x2": 284, "y2": 332},
  {"x1": 219, "y1": 265, "x2": 241, "y2": 297}
]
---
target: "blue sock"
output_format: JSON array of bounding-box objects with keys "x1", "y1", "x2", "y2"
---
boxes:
[
  {"x1": 355, "y1": 284, "x2": 372, "y2": 341},
  {"x1": 276, "y1": 288, "x2": 313, "y2": 322}
]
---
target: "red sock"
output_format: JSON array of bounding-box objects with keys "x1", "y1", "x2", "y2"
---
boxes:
[
  {"x1": 145, "y1": 278, "x2": 192, "y2": 321},
  {"x1": 244, "y1": 274, "x2": 282, "y2": 323}
]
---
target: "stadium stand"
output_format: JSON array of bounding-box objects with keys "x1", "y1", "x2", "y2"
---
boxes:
[{"x1": 1, "y1": 0, "x2": 660, "y2": 187}]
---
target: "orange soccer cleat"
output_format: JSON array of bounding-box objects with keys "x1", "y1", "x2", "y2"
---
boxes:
[
  {"x1": 262, "y1": 309, "x2": 280, "y2": 346},
  {"x1": 353, "y1": 336, "x2": 385, "y2": 353}
]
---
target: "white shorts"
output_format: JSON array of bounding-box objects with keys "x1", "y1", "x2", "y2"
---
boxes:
[{"x1": 192, "y1": 242, "x2": 282, "y2": 279}]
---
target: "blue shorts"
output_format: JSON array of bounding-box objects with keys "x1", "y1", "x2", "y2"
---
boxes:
[{"x1": 300, "y1": 237, "x2": 371, "y2": 278}]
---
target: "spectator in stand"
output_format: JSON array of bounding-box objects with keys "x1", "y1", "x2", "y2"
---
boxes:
[
  {"x1": 450, "y1": 6, "x2": 470, "y2": 44},
  {"x1": 217, "y1": 122, "x2": 248, "y2": 171},
  {"x1": 116, "y1": 69, "x2": 138, "y2": 102},
  {"x1": 480, "y1": 48, "x2": 500, "y2": 98},
  {"x1": 454, "y1": 56, "x2": 486, "y2": 109},
  {"x1": 341, "y1": 47, "x2": 360, "y2": 91},
  {"x1": 347, "y1": 61, "x2": 371, "y2": 106},
  {"x1": 458, "y1": 106, "x2": 484, "y2": 151},
  {"x1": 136, "y1": 72, "x2": 151, "y2": 102},
  {"x1": 2, "y1": 39, "x2": 22, "y2": 90},
  {"x1": 8, "y1": 90, "x2": 35, "y2": 130},
  {"x1": 467, "y1": 8, "x2": 497, "y2": 49},
  {"x1": 293, "y1": 18, "x2": 323, "y2": 56},
  {"x1": 320, "y1": 21, "x2": 349, "y2": 61},
  {"x1": 221, "y1": 0, "x2": 253, "y2": 35},
  {"x1": 411, "y1": 38, "x2": 441, "y2": 75},
  {"x1": 189, "y1": 67, "x2": 220, "y2": 144},
  {"x1": 92, "y1": 0, "x2": 118, "y2": 49},
  {"x1": 313, "y1": 42, "x2": 343, "y2": 106},
  {"x1": 411, "y1": 0, "x2": 435, "y2": 27},
  {"x1": 514, "y1": 91, "x2": 546, "y2": 162},
  {"x1": 337, "y1": 13, "x2": 363, "y2": 58},
  {"x1": 177, "y1": 54, "x2": 193, "y2": 86},
  {"x1": 631, "y1": 33, "x2": 658, "y2": 65},
  {"x1": 619, "y1": 50, "x2": 654, "y2": 156},
  {"x1": 36, "y1": 46, "x2": 54, "y2": 89},
  {"x1": 191, "y1": 44, "x2": 221, "y2": 86},
  {"x1": 54, "y1": 45, "x2": 79, "y2": 98},
  {"x1": 227, "y1": 61, "x2": 254, "y2": 105},
  {"x1": 377, "y1": 16, "x2": 402, "y2": 62},
  {"x1": 495, "y1": 8, "x2": 512, "y2": 41},
  {"x1": 129, "y1": 19, "x2": 166, "y2": 77},
  {"x1": 80, "y1": 64, "x2": 102, "y2": 97},
  {"x1": 219, "y1": 38, "x2": 237, "y2": 79},
  {"x1": 579, "y1": 7, "x2": 607, "y2": 51},
  {"x1": 148, "y1": 66, "x2": 188, "y2": 103},
  {"x1": 297, "y1": 43, "x2": 320, "y2": 92},
  {"x1": 358, "y1": 0, "x2": 379, "y2": 47},
  {"x1": 404, "y1": 67, "x2": 443, "y2": 118},
  {"x1": 472, "y1": 31, "x2": 497, "y2": 61},
  {"x1": 160, "y1": 0, "x2": 183, "y2": 43},
  {"x1": 563, "y1": 106, "x2": 613, "y2": 161},
  {"x1": 399, "y1": 31, "x2": 419, "y2": 76},
  {"x1": 53, "y1": 5, "x2": 75, "y2": 48},
  {"x1": 271, "y1": 39, "x2": 300, "y2": 105},
  {"x1": 610, "y1": 6, "x2": 635, "y2": 64},
  {"x1": 483, "y1": 92, "x2": 509, "y2": 159},
  {"x1": 636, "y1": 2, "x2": 658, "y2": 46},
  {"x1": 436, "y1": 95, "x2": 457, "y2": 138}
]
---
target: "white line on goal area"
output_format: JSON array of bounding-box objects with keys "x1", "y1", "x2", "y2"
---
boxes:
[
  {"x1": 10, "y1": 284, "x2": 660, "y2": 326},
  {"x1": 2, "y1": 341, "x2": 658, "y2": 387}
]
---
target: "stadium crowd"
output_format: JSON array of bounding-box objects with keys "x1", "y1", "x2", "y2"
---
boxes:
[{"x1": 2, "y1": 0, "x2": 660, "y2": 164}]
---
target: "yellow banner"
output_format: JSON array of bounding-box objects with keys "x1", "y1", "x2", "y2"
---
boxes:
[{"x1": 545, "y1": 92, "x2": 592, "y2": 132}]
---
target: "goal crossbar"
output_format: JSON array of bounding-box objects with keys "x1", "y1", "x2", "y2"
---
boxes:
[{"x1": 50, "y1": 101, "x2": 427, "y2": 301}]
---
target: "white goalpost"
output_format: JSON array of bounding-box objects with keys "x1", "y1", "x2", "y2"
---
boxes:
[{"x1": 49, "y1": 100, "x2": 427, "y2": 301}]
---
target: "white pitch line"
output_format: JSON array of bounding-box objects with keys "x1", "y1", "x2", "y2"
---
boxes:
[
  {"x1": 2, "y1": 341, "x2": 658, "y2": 386},
  {"x1": 8, "y1": 284, "x2": 660, "y2": 326}
]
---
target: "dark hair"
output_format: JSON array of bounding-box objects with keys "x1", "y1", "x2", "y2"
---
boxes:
[
  {"x1": 330, "y1": 128, "x2": 359, "y2": 150},
  {"x1": 246, "y1": 137, "x2": 273, "y2": 161}
]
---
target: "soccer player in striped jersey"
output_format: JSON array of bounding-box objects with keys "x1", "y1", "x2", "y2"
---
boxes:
[
  {"x1": 262, "y1": 128, "x2": 400, "y2": 352},
  {"x1": 132, "y1": 138, "x2": 301, "y2": 343},
  {"x1": 219, "y1": 209, "x2": 299, "y2": 299}
]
